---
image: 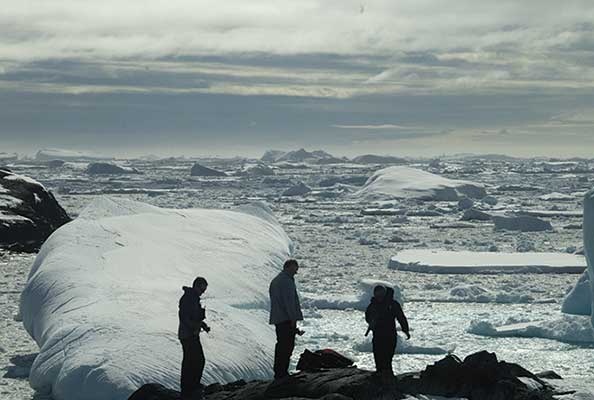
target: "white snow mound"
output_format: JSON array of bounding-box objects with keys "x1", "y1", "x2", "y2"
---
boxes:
[
  {"x1": 354, "y1": 166, "x2": 486, "y2": 201},
  {"x1": 389, "y1": 249, "x2": 586, "y2": 274},
  {"x1": 20, "y1": 197, "x2": 292, "y2": 400}
]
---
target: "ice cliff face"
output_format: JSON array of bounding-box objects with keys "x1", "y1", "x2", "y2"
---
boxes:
[
  {"x1": 562, "y1": 188, "x2": 594, "y2": 323},
  {"x1": 584, "y1": 188, "x2": 594, "y2": 330}
]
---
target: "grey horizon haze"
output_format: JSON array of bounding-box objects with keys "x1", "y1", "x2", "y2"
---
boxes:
[{"x1": 1, "y1": 1, "x2": 594, "y2": 158}]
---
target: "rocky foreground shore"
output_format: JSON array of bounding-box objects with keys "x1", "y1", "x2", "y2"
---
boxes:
[{"x1": 129, "y1": 351, "x2": 568, "y2": 400}]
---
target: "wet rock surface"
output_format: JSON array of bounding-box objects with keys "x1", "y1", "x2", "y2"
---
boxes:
[{"x1": 129, "y1": 351, "x2": 559, "y2": 400}]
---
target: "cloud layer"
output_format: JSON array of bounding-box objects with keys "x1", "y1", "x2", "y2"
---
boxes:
[{"x1": 1, "y1": 1, "x2": 594, "y2": 156}]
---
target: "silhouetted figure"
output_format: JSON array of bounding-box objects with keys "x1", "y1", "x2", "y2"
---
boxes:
[
  {"x1": 269, "y1": 259, "x2": 304, "y2": 380},
  {"x1": 365, "y1": 285, "x2": 410, "y2": 382},
  {"x1": 178, "y1": 277, "x2": 211, "y2": 400}
]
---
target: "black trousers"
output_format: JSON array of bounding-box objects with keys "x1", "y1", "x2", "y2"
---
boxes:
[
  {"x1": 180, "y1": 337, "x2": 205, "y2": 398},
  {"x1": 372, "y1": 333, "x2": 397, "y2": 373},
  {"x1": 273, "y1": 321, "x2": 296, "y2": 379}
]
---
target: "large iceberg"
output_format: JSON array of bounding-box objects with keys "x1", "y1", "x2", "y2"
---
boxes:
[
  {"x1": 20, "y1": 197, "x2": 292, "y2": 400},
  {"x1": 354, "y1": 166, "x2": 486, "y2": 201}
]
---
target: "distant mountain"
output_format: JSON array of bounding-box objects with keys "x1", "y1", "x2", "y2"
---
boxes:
[
  {"x1": 351, "y1": 154, "x2": 407, "y2": 164},
  {"x1": 261, "y1": 148, "x2": 346, "y2": 164}
]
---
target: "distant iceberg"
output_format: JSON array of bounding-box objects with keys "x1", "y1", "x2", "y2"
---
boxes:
[
  {"x1": 35, "y1": 148, "x2": 112, "y2": 161},
  {"x1": 20, "y1": 197, "x2": 292, "y2": 400},
  {"x1": 354, "y1": 166, "x2": 486, "y2": 201}
]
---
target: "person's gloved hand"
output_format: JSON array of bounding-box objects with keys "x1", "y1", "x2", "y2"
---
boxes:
[
  {"x1": 405, "y1": 332, "x2": 411, "y2": 340},
  {"x1": 203, "y1": 324, "x2": 211, "y2": 333}
]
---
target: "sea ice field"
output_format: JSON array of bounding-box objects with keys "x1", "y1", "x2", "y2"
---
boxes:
[{"x1": 1, "y1": 153, "x2": 594, "y2": 399}]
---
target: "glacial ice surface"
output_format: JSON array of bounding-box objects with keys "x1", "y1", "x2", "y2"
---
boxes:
[{"x1": 19, "y1": 197, "x2": 292, "y2": 400}]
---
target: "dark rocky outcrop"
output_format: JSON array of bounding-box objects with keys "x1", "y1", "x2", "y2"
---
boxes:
[
  {"x1": 190, "y1": 163, "x2": 227, "y2": 177},
  {"x1": 128, "y1": 351, "x2": 559, "y2": 400},
  {"x1": 86, "y1": 162, "x2": 140, "y2": 175},
  {"x1": 493, "y1": 215, "x2": 553, "y2": 232},
  {"x1": 0, "y1": 169, "x2": 71, "y2": 252}
]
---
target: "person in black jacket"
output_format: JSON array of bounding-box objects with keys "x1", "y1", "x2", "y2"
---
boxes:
[
  {"x1": 365, "y1": 285, "x2": 410, "y2": 381},
  {"x1": 178, "y1": 277, "x2": 211, "y2": 400}
]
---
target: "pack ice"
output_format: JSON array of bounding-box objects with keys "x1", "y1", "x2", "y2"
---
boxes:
[
  {"x1": 469, "y1": 188, "x2": 594, "y2": 344},
  {"x1": 20, "y1": 197, "x2": 292, "y2": 400},
  {"x1": 354, "y1": 166, "x2": 486, "y2": 201}
]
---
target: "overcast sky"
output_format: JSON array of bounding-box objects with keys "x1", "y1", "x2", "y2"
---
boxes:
[{"x1": 1, "y1": 1, "x2": 594, "y2": 158}]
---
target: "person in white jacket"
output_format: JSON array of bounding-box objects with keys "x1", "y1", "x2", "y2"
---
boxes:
[{"x1": 269, "y1": 259, "x2": 304, "y2": 380}]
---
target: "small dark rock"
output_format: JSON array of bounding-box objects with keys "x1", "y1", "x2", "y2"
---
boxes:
[{"x1": 536, "y1": 371, "x2": 563, "y2": 380}]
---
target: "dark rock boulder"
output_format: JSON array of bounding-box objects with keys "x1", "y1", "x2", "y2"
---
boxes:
[
  {"x1": 493, "y1": 215, "x2": 553, "y2": 232},
  {"x1": 86, "y1": 162, "x2": 141, "y2": 175},
  {"x1": 461, "y1": 208, "x2": 492, "y2": 221},
  {"x1": 191, "y1": 163, "x2": 227, "y2": 177},
  {"x1": 0, "y1": 169, "x2": 71, "y2": 252},
  {"x1": 128, "y1": 351, "x2": 558, "y2": 400},
  {"x1": 399, "y1": 351, "x2": 553, "y2": 400}
]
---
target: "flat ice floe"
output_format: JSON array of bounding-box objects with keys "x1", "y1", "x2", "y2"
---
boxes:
[
  {"x1": 389, "y1": 249, "x2": 586, "y2": 274},
  {"x1": 20, "y1": 197, "x2": 292, "y2": 400},
  {"x1": 354, "y1": 166, "x2": 486, "y2": 201}
]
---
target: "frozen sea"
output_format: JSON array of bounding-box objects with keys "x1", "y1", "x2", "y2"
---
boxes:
[{"x1": 1, "y1": 156, "x2": 594, "y2": 398}]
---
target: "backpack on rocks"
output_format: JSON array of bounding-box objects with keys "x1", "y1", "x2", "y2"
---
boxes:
[{"x1": 296, "y1": 349, "x2": 354, "y2": 371}]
